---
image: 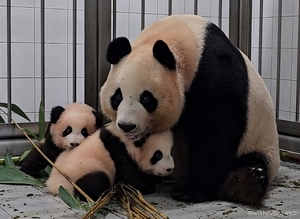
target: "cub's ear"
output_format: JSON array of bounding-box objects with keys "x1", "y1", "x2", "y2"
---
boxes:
[
  {"x1": 153, "y1": 40, "x2": 176, "y2": 70},
  {"x1": 50, "y1": 106, "x2": 65, "y2": 124},
  {"x1": 92, "y1": 110, "x2": 103, "y2": 128},
  {"x1": 106, "y1": 37, "x2": 131, "y2": 64}
]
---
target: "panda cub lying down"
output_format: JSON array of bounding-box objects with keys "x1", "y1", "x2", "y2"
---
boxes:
[{"x1": 46, "y1": 123, "x2": 174, "y2": 201}]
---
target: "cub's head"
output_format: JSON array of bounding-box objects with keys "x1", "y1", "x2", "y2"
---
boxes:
[
  {"x1": 50, "y1": 103, "x2": 102, "y2": 150},
  {"x1": 135, "y1": 129, "x2": 175, "y2": 177},
  {"x1": 100, "y1": 37, "x2": 185, "y2": 139}
]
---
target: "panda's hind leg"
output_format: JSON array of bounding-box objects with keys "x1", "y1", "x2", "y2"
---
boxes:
[
  {"x1": 218, "y1": 152, "x2": 269, "y2": 207},
  {"x1": 75, "y1": 171, "x2": 112, "y2": 201}
]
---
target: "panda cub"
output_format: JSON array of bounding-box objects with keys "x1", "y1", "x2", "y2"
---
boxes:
[
  {"x1": 46, "y1": 123, "x2": 174, "y2": 201},
  {"x1": 20, "y1": 103, "x2": 102, "y2": 177}
]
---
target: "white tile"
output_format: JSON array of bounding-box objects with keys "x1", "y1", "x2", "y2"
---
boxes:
[
  {"x1": 294, "y1": 0, "x2": 299, "y2": 16},
  {"x1": 130, "y1": 0, "x2": 141, "y2": 13},
  {"x1": 34, "y1": 43, "x2": 41, "y2": 77},
  {"x1": 11, "y1": 7, "x2": 35, "y2": 42},
  {"x1": 157, "y1": 0, "x2": 168, "y2": 15},
  {"x1": 292, "y1": 16, "x2": 298, "y2": 48},
  {"x1": 117, "y1": 0, "x2": 129, "y2": 12},
  {"x1": 76, "y1": 10, "x2": 84, "y2": 44},
  {"x1": 251, "y1": 48, "x2": 259, "y2": 71},
  {"x1": 0, "y1": 78, "x2": 7, "y2": 103},
  {"x1": 0, "y1": 0, "x2": 5, "y2": 6},
  {"x1": 45, "y1": 0, "x2": 68, "y2": 9},
  {"x1": 45, "y1": 44, "x2": 68, "y2": 77},
  {"x1": 116, "y1": 13, "x2": 129, "y2": 38},
  {"x1": 129, "y1": 13, "x2": 141, "y2": 41},
  {"x1": 279, "y1": 110, "x2": 290, "y2": 120},
  {"x1": 67, "y1": 44, "x2": 84, "y2": 78},
  {"x1": 290, "y1": 112, "x2": 295, "y2": 121},
  {"x1": 77, "y1": 0, "x2": 84, "y2": 11},
  {"x1": 198, "y1": 0, "x2": 210, "y2": 17},
  {"x1": 158, "y1": 14, "x2": 168, "y2": 20},
  {"x1": 263, "y1": 0, "x2": 274, "y2": 17},
  {"x1": 282, "y1": 0, "x2": 294, "y2": 16},
  {"x1": 263, "y1": 78, "x2": 271, "y2": 93},
  {"x1": 145, "y1": 14, "x2": 158, "y2": 28},
  {"x1": 67, "y1": 77, "x2": 84, "y2": 103},
  {"x1": 262, "y1": 18, "x2": 273, "y2": 48},
  {"x1": 45, "y1": 78, "x2": 68, "y2": 112},
  {"x1": 281, "y1": 17, "x2": 293, "y2": 48},
  {"x1": 272, "y1": 17, "x2": 278, "y2": 48},
  {"x1": 11, "y1": 43, "x2": 34, "y2": 77},
  {"x1": 11, "y1": 78, "x2": 35, "y2": 112},
  {"x1": 0, "y1": 6, "x2": 6, "y2": 42},
  {"x1": 270, "y1": 79, "x2": 277, "y2": 108},
  {"x1": 251, "y1": 18, "x2": 259, "y2": 48},
  {"x1": 11, "y1": 0, "x2": 34, "y2": 7},
  {"x1": 145, "y1": 0, "x2": 157, "y2": 14},
  {"x1": 34, "y1": 7, "x2": 41, "y2": 42},
  {"x1": 209, "y1": 18, "x2": 218, "y2": 26},
  {"x1": 279, "y1": 80, "x2": 291, "y2": 111},
  {"x1": 291, "y1": 49, "x2": 297, "y2": 80},
  {"x1": 290, "y1": 81, "x2": 296, "y2": 113},
  {"x1": 262, "y1": 49, "x2": 272, "y2": 78},
  {"x1": 210, "y1": 0, "x2": 219, "y2": 17},
  {"x1": 221, "y1": 18, "x2": 229, "y2": 37},
  {"x1": 0, "y1": 43, "x2": 6, "y2": 78},
  {"x1": 222, "y1": 0, "x2": 229, "y2": 18},
  {"x1": 280, "y1": 49, "x2": 292, "y2": 80},
  {"x1": 45, "y1": 9, "x2": 68, "y2": 43},
  {"x1": 184, "y1": 0, "x2": 194, "y2": 15},
  {"x1": 271, "y1": 48, "x2": 278, "y2": 79},
  {"x1": 252, "y1": 0, "x2": 259, "y2": 18}
]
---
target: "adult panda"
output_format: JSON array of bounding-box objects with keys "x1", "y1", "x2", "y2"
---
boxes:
[
  {"x1": 20, "y1": 103, "x2": 103, "y2": 177},
  {"x1": 100, "y1": 14, "x2": 280, "y2": 206},
  {"x1": 46, "y1": 123, "x2": 175, "y2": 201}
]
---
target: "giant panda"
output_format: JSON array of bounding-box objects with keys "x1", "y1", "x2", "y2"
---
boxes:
[
  {"x1": 100, "y1": 14, "x2": 280, "y2": 206},
  {"x1": 46, "y1": 123, "x2": 174, "y2": 201},
  {"x1": 20, "y1": 103, "x2": 103, "y2": 177}
]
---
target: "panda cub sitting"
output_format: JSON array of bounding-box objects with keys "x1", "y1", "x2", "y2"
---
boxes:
[
  {"x1": 46, "y1": 123, "x2": 174, "y2": 201},
  {"x1": 20, "y1": 103, "x2": 102, "y2": 177}
]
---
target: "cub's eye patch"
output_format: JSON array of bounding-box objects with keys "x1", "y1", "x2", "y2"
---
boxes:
[
  {"x1": 140, "y1": 90, "x2": 158, "y2": 113},
  {"x1": 151, "y1": 150, "x2": 163, "y2": 165},
  {"x1": 81, "y1": 128, "x2": 89, "y2": 138},
  {"x1": 62, "y1": 126, "x2": 72, "y2": 137},
  {"x1": 110, "y1": 88, "x2": 123, "y2": 110}
]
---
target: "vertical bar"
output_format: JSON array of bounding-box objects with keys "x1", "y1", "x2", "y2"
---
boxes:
[
  {"x1": 295, "y1": 0, "x2": 300, "y2": 121},
  {"x1": 257, "y1": 0, "x2": 263, "y2": 75},
  {"x1": 239, "y1": 0, "x2": 252, "y2": 59},
  {"x1": 73, "y1": 0, "x2": 77, "y2": 102},
  {"x1": 112, "y1": 0, "x2": 116, "y2": 39},
  {"x1": 275, "y1": 0, "x2": 282, "y2": 119},
  {"x1": 218, "y1": 0, "x2": 222, "y2": 29},
  {"x1": 229, "y1": 0, "x2": 240, "y2": 47},
  {"x1": 168, "y1": 0, "x2": 172, "y2": 15},
  {"x1": 194, "y1": 0, "x2": 198, "y2": 15},
  {"x1": 41, "y1": 0, "x2": 45, "y2": 108},
  {"x1": 141, "y1": 0, "x2": 145, "y2": 30},
  {"x1": 7, "y1": 0, "x2": 12, "y2": 122}
]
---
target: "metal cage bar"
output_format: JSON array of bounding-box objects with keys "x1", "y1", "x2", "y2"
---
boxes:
[
  {"x1": 41, "y1": 0, "x2": 45, "y2": 108},
  {"x1": 73, "y1": 0, "x2": 77, "y2": 102},
  {"x1": 6, "y1": 0, "x2": 12, "y2": 122},
  {"x1": 258, "y1": 0, "x2": 263, "y2": 75},
  {"x1": 218, "y1": 0, "x2": 222, "y2": 29},
  {"x1": 194, "y1": 0, "x2": 198, "y2": 15},
  {"x1": 296, "y1": 0, "x2": 300, "y2": 122},
  {"x1": 141, "y1": 0, "x2": 145, "y2": 31}
]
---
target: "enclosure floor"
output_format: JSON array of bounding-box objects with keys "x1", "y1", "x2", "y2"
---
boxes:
[{"x1": 1, "y1": 161, "x2": 300, "y2": 219}]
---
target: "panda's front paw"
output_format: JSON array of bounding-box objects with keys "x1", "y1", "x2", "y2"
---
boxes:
[{"x1": 170, "y1": 185, "x2": 208, "y2": 203}]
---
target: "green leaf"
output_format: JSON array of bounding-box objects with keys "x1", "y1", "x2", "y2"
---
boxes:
[
  {"x1": 19, "y1": 150, "x2": 31, "y2": 163},
  {"x1": 0, "y1": 165, "x2": 44, "y2": 186},
  {"x1": 4, "y1": 152, "x2": 17, "y2": 169},
  {"x1": 0, "y1": 102, "x2": 31, "y2": 122},
  {"x1": 0, "y1": 115, "x2": 5, "y2": 123},
  {"x1": 58, "y1": 186, "x2": 85, "y2": 211},
  {"x1": 23, "y1": 128, "x2": 40, "y2": 141},
  {"x1": 38, "y1": 101, "x2": 46, "y2": 139}
]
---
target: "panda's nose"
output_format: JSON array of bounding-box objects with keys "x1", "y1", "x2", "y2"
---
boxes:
[
  {"x1": 118, "y1": 123, "x2": 137, "y2": 133},
  {"x1": 70, "y1": 143, "x2": 79, "y2": 147}
]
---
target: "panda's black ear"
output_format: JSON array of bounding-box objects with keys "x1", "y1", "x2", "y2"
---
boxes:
[
  {"x1": 92, "y1": 110, "x2": 103, "y2": 128},
  {"x1": 106, "y1": 37, "x2": 131, "y2": 64},
  {"x1": 153, "y1": 40, "x2": 176, "y2": 70},
  {"x1": 50, "y1": 106, "x2": 65, "y2": 124}
]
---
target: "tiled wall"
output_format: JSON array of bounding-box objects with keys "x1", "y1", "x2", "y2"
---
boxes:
[
  {"x1": 0, "y1": 0, "x2": 85, "y2": 122},
  {"x1": 251, "y1": 0, "x2": 299, "y2": 121},
  {"x1": 2, "y1": 0, "x2": 297, "y2": 123}
]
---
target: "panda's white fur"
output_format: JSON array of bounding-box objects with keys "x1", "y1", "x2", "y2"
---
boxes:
[
  {"x1": 101, "y1": 14, "x2": 280, "y2": 206},
  {"x1": 46, "y1": 123, "x2": 174, "y2": 201},
  {"x1": 20, "y1": 103, "x2": 102, "y2": 177}
]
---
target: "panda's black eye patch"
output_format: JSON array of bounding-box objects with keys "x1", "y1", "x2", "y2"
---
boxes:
[
  {"x1": 140, "y1": 90, "x2": 157, "y2": 113},
  {"x1": 81, "y1": 128, "x2": 89, "y2": 138},
  {"x1": 110, "y1": 88, "x2": 123, "y2": 110},
  {"x1": 151, "y1": 150, "x2": 163, "y2": 165},
  {"x1": 62, "y1": 126, "x2": 72, "y2": 137}
]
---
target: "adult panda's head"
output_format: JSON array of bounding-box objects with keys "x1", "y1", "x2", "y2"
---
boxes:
[
  {"x1": 50, "y1": 103, "x2": 102, "y2": 150},
  {"x1": 100, "y1": 37, "x2": 185, "y2": 139}
]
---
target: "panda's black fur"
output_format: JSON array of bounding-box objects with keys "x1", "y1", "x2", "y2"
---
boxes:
[
  {"x1": 100, "y1": 15, "x2": 280, "y2": 207},
  {"x1": 20, "y1": 103, "x2": 102, "y2": 177}
]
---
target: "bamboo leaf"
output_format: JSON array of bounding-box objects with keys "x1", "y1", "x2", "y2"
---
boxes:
[
  {"x1": 19, "y1": 150, "x2": 31, "y2": 163},
  {"x1": 23, "y1": 128, "x2": 40, "y2": 141},
  {"x1": 38, "y1": 101, "x2": 46, "y2": 139},
  {"x1": 0, "y1": 102, "x2": 31, "y2": 122},
  {"x1": 0, "y1": 115, "x2": 5, "y2": 123},
  {"x1": 4, "y1": 152, "x2": 17, "y2": 169},
  {"x1": 58, "y1": 186, "x2": 86, "y2": 211},
  {"x1": 0, "y1": 165, "x2": 43, "y2": 186}
]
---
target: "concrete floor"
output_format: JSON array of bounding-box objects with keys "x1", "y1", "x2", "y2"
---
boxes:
[{"x1": 1, "y1": 161, "x2": 300, "y2": 219}]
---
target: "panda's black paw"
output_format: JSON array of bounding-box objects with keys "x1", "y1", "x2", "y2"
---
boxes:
[{"x1": 170, "y1": 185, "x2": 209, "y2": 203}]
